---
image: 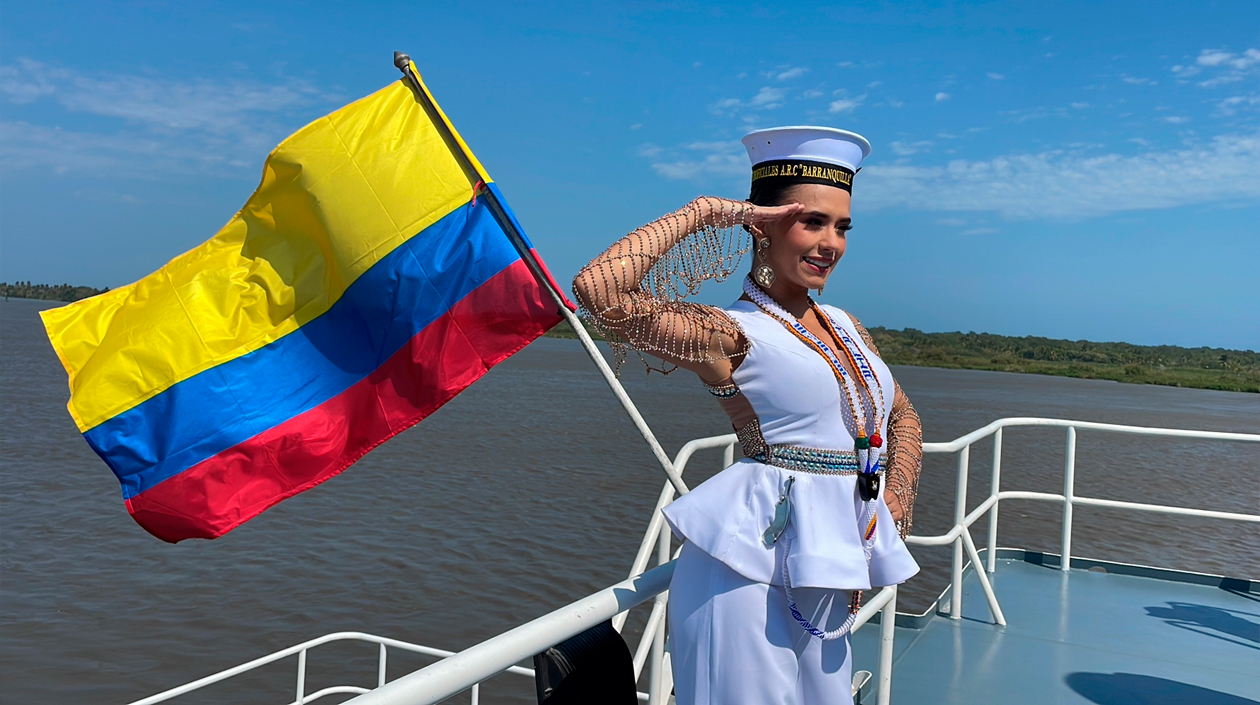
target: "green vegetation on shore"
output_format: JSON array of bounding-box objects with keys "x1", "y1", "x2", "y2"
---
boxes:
[
  {"x1": 545, "y1": 320, "x2": 1259, "y2": 393},
  {"x1": 2, "y1": 281, "x2": 108, "y2": 303}
]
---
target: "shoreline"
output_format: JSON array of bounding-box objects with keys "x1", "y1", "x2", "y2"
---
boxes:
[
  {"x1": 6, "y1": 297, "x2": 1252, "y2": 393},
  {"x1": 543, "y1": 320, "x2": 1259, "y2": 394}
]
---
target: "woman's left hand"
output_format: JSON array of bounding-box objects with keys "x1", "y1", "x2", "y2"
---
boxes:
[{"x1": 884, "y1": 488, "x2": 904, "y2": 522}]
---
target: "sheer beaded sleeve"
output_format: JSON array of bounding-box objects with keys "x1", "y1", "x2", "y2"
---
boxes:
[
  {"x1": 572, "y1": 197, "x2": 755, "y2": 374},
  {"x1": 847, "y1": 315, "x2": 924, "y2": 537}
]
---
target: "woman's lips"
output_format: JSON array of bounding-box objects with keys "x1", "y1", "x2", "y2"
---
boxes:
[{"x1": 803, "y1": 256, "x2": 834, "y2": 275}]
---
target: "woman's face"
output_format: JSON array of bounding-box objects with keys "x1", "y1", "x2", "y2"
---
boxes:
[{"x1": 758, "y1": 183, "x2": 852, "y2": 292}]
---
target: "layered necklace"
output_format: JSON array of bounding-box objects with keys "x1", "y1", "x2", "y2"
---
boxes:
[
  {"x1": 744, "y1": 274, "x2": 888, "y2": 640},
  {"x1": 742, "y1": 275, "x2": 887, "y2": 482}
]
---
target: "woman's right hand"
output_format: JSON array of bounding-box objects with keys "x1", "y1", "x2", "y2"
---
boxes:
[{"x1": 748, "y1": 201, "x2": 804, "y2": 231}]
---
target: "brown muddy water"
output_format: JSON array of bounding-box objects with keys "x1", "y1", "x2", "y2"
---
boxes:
[{"x1": 2, "y1": 297, "x2": 1257, "y2": 704}]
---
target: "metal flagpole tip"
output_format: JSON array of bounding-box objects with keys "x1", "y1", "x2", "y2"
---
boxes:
[{"x1": 393, "y1": 51, "x2": 411, "y2": 71}]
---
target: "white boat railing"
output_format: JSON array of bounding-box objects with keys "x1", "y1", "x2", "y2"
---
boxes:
[{"x1": 127, "y1": 417, "x2": 1260, "y2": 705}]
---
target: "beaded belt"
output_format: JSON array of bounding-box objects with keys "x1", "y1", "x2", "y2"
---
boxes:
[{"x1": 737, "y1": 419, "x2": 872, "y2": 475}]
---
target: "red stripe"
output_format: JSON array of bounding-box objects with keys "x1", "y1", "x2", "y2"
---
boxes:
[{"x1": 127, "y1": 259, "x2": 562, "y2": 543}]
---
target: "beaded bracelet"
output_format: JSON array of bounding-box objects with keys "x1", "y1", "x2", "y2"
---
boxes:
[{"x1": 702, "y1": 380, "x2": 741, "y2": 398}]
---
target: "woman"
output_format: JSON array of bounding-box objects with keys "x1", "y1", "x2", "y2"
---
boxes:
[{"x1": 573, "y1": 127, "x2": 923, "y2": 704}]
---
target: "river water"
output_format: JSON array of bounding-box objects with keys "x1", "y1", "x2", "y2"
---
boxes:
[{"x1": 2, "y1": 297, "x2": 1257, "y2": 704}]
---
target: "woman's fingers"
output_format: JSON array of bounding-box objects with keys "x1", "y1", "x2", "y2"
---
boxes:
[
  {"x1": 750, "y1": 202, "x2": 804, "y2": 224},
  {"x1": 884, "y1": 489, "x2": 904, "y2": 522}
]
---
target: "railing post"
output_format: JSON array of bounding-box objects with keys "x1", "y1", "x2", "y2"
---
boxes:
[
  {"x1": 986, "y1": 427, "x2": 1002, "y2": 573},
  {"x1": 469, "y1": 683, "x2": 479, "y2": 705},
  {"x1": 951, "y1": 444, "x2": 970, "y2": 619},
  {"x1": 378, "y1": 643, "x2": 387, "y2": 687},
  {"x1": 648, "y1": 520, "x2": 671, "y2": 705},
  {"x1": 723, "y1": 441, "x2": 735, "y2": 469},
  {"x1": 296, "y1": 649, "x2": 307, "y2": 703},
  {"x1": 1061, "y1": 426, "x2": 1076, "y2": 572},
  {"x1": 877, "y1": 585, "x2": 898, "y2": 705}
]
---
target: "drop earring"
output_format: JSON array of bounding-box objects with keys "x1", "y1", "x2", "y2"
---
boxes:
[{"x1": 754, "y1": 237, "x2": 776, "y2": 288}]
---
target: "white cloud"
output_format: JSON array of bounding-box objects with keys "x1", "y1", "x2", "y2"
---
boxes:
[
  {"x1": 0, "y1": 121, "x2": 248, "y2": 178},
  {"x1": 1199, "y1": 75, "x2": 1243, "y2": 88},
  {"x1": 1197, "y1": 48, "x2": 1260, "y2": 69},
  {"x1": 713, "y1": 86, "x2": 788, "y2": 114},
  {"x1": 1197, "y1": 50, "x2": 1235, "y2": 67},
  {"x1": 749, "y1": 86, "x2": 786, "y2": 107},
  {"x1": 856, "y1": 131, "x2": 1260, "y2": 219},
  {"x1": 1163, "y1": 116, "x2": 1190, "y2": 124},
  {"x1": 0, "y1": 58, "x2": 335, "y2": 178},
  {"x1": 829, "y1": 94, "x2": 866, "y2": 113},
  {"x1": 987, "y1": 72, "x2": 1005, "y2": 80},
  {"x1": 1216, "y1": 93, "x2": 1260, "y2": 115},
  {"x1": 935, "y1": 92, "x2": 950, "y2": 102},
  {"x1": 889, "y1": 140, "x2": 933, "y2": 156},
  {"x1": 936, "y1": 218, "x2": 966, "y2": 226},
  {"x1": 649, "y1": 140, "x2": 745, "y2": 180},
  {"x1": 1175, "y1": 48, "x2": 1260, "y2": 87},
  {"x1": 1122, "y1": 76, "x2": 1157, "y2": 85},
  {"x1": 775, "y1": 67, "x2": 809, "y2": 81},
  {"x1": 1070, "y1": 102, "x2": 1090, "y2": 109},
  {"x1": 802, "y1": 89, "x2": 824, "y2": 99}
]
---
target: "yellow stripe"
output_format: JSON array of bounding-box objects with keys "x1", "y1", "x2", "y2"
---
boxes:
[{"x1": 41, "y1": 74, "x2": 489, "y2": 432}]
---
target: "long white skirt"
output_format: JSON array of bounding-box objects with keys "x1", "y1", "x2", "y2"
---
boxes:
[{"x1": 668, "y1": 541, "x2": 854, "y2": 705}]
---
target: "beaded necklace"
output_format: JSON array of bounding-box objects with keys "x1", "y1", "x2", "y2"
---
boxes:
[
  {"x1": 744, "y1": 274, "x2": 889, "y2": 641},
  {"x1": 742, "y1": 276, "x2": 887, "y2": 472}
]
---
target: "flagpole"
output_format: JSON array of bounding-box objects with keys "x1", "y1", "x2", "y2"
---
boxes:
[{"x1": 393, "y1": 52, "x2": 689, "y2": 496}]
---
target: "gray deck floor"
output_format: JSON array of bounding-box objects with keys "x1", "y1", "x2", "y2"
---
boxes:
[{"x1": 850, "y1": 557, "x2": 1260, "y2": 704}]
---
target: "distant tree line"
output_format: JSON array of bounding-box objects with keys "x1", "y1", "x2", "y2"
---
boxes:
[
  {"x1": 865, "y1": 327, "x2": 1258, "y2": 393},
  {"x1": 544, "y1": 320, "x2": 1258, "y2": 393},
  {"x1": 1, "y1": 281, "x2": 109, "y2": 303}
]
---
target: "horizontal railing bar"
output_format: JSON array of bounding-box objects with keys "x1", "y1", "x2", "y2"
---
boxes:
[
  {"x1": 126, "y1": 632, "x2": 534, "y2": 705},
  {"x1": 299, "y1": 685, "x2": 371, "y2": 703},
  {"x1": 1072, "y1": 496, "x2": 1260, "y2": 522},
  {"x1": 344, "y1": 562, "x2": 676, "y2": 705},
  {"x1": 922, "y1": 417, "x2": 1259, "y2": 454},
  {"x1": 905, "y1": 487, "x2": 1257, "y2": 547}
]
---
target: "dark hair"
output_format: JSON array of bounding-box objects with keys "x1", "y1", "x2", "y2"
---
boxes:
[{"x1": 748, "y1": 180, "x2": 805, "y2": 207}]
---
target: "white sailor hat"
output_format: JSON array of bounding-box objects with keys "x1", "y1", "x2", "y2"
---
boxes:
[{"x1": 741, "y1": 126, "x2": 871, "y2": 198}]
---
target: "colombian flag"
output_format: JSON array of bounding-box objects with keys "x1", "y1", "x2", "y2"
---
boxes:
[{"x1": 41, "y1": 64, "x2": 567, "y2": 543}]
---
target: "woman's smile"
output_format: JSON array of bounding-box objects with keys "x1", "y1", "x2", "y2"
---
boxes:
[{"x1": 803, "y1": 254, "x2": 836, "y2": 276}]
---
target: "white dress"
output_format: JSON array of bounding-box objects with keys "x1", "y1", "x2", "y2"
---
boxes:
[{"x1": 663, "y1": 300, "x2": 919, "y2": 704}]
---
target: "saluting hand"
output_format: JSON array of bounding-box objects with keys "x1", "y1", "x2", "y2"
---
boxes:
[{"x1": 748, "y1": 202, "x2": 805, "y2": 232}]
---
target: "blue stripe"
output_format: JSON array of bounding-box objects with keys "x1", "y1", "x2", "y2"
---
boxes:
[{"x1": 87, "y1": 186, "x2": 523, "y2": 498}]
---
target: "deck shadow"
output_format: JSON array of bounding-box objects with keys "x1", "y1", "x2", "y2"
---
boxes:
[
  {"x1": 1144, "y1": 601, "x2": 1260, "y2": 647},
  {"x1": 1066, "y1": 672, "x2": 1259, "y2": 705}
]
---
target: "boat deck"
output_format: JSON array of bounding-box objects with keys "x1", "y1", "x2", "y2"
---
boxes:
[{"x1": 850, "y1": 551, "x2": 1260, "y2": 704}]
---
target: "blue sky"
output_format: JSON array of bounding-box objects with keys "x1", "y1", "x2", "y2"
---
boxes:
[{"x1": 1, "y1": 1, "x2": 1257, "y2": 349}]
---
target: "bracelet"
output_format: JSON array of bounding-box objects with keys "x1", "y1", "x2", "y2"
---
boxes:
[{"x1": 702, "y1": 380, "x2": 741, "y2": 398}]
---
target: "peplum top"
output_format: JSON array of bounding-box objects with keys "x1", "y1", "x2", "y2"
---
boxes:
[{"x1": 661, "y1": 300, "x2": 920, "y2": 590}]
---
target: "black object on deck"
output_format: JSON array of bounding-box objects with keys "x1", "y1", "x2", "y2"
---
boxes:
[{"x1": 534, "y1": 620, "x2": 638, "y2": 704}]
